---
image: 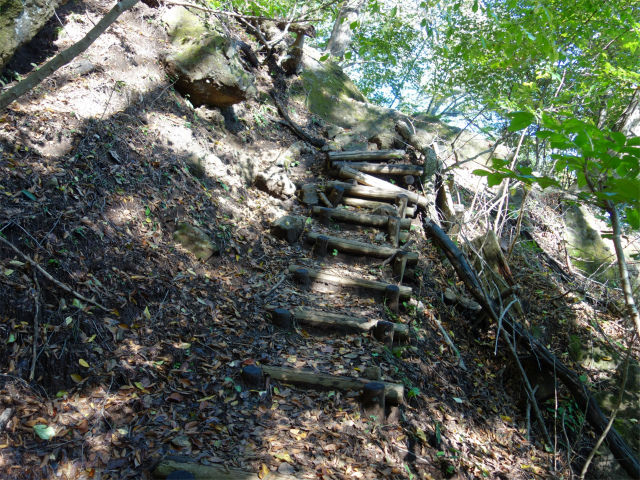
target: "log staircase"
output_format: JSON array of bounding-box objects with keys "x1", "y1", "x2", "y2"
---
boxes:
[{"x1": 252, "y1": 148, "x2": 426, "y2": 418}]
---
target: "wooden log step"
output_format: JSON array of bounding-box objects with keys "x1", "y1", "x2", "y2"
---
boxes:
[
  {"x1": 311, "y1": 206, "x2": 412, "y2": 230},
  {"x1": 154, "y1": 458, "x2": 296, "y2": 480},
  {"x1": 261, "y1": 365, "x2": 404, "y2": 405},
  {"x1": 337, "y1": 167, "x2": 427, "y2": 207},
  {"x1": 327, "y1": 149, "x2": 405, "y2": 162},
  {"x1": 288, "y1": 264, "x2": 412, "y2": 299},
  {"x1": 331, "y1": 161, "x2": 423, "y2": 176},
  {"x1": 327, "y1": 181, "x2": 425, "y2": 206},
  {"x1": 290, "y1": 307, "x2": 409, "y2": 340},
  {"x1": 305, "y1": 232, "x2": 418, "y2": 264},
  {"x1": 342, "y1": 197, "x2": 416, "y2": 217}
]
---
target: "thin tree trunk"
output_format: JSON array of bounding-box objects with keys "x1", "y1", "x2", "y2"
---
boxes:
[
  {"x1": 0, "y1": 0, "x2": 141, "y2": 112},
  {"x1": 325, "y1": 0, "x2": 365, "y2": 58},
  {"x1": 607, "y1": 203, "x2": 640, "y2": 339}
]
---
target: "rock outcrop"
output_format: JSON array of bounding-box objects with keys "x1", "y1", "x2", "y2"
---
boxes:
[
  {"x1": 161, "y1": 6, "x2": 257, "y2": 108},
  {"x1": 0, "y1": 0, "x2": 64, "y2": 71}
]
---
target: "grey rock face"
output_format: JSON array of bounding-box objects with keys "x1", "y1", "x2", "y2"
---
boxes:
[
  {"x1": 255, "y1": 166, "x2": 296, "y2": 199},
  {"x1": 0, "y1": 0, "x2": 63, "y2": 71}
]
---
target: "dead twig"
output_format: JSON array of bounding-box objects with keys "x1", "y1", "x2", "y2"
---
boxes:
[
  {"x1": 261, "y1": 274, "x2": 286, "y2": 299},
  {"x1": 0, "y1": 235, "x2": 110, "y2": 312},
  {"x1": 434, "y1": 315, "x2": 467, "y2": 371},
  {"x1": 29, "y1": 273, "x2": 41, "y2": 382}
]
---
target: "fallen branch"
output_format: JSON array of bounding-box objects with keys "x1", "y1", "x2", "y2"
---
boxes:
[
  {"x1": 0, "y1": 236, "x2": 110, "y2": 312},
  {"x1": 271, "y1": 92, "x2": 326, "y2": 148},
  {"x1": 422, "y1": 218, "x2": 640, "y2": 478},
  {"x1": 0, "y1": 0, "x2": 141, "y2": 111}
]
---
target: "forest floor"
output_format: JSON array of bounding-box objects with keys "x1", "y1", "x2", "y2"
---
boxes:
[{"x1": 0, "y1": 1, "x2": 635, "y2": 479}]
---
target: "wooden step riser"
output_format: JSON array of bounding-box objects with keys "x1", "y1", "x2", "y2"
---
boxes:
[
  {"x1": 311, "y1": 206, "x2": 412, "y2": 230},
  {"x1": 327, "y1": 149, "x2": 405, "y2": 162},
  {"x1": 330, "y1": 161, "x2": 423, "y2": 176},
  {"x1": 306, "y1": 233, "x2": 418, "y2": 264},
  {"x1": 261, "y1": 365, "x2": 404, "y2": 405},
  {"x1": 288, "y1": 264, "x2": 412, "y2": 299}
]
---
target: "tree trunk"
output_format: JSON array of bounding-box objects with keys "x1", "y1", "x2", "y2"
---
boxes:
[
  {"x1": 614, "y1": 87, "x2": 640, "y2": 137},
  {"x1": 325, "y1": 0, "x2": 366, "y2": 58},
  {"x1": 0, "y1": 0, "x2": 141, "y2": 112},
  {"x1": 607, "y1": 203, "x2": 640, "y2": 340}
]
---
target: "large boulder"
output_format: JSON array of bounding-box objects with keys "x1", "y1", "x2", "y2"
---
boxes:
[
  {"x1": 0, "y1": 0, "x2": 64, "y2": 71},
  {"x1": 161, "y1": 6, "x2": 256, "y2": 108},
  {"x1": 564, "y1": 204, "x2": 640, "y2": 288}
]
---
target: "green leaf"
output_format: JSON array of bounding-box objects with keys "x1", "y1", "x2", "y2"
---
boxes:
[
  {"x1": 350, "y1": 20, "x2": 358, "y2": 30},
  {"x1": 472, "y1": 169, "x2": 491, "y2": 177},
  {"x1": 7, "y1": 333, "x2": 15, "y2": 343},
  {"x1": 472, "y1": 0, "x2": 478, "y2": 12},
  {"x1": 507, "y1": 111, "x2": 535, "y2": 131},
  {"x1": 21, "y1": 190, "x2": 37, "y2": 201},
  {"x1": 487, "y1": 173, "x2": 505, "y2": 187},
  {"x1": 626, "y1": 207, "x2": 640, "y2": 230},
  {"x1": 319, "y1": 54, "x2": 329, "y2": 62},
  {"x1": 33, "y1": 424, "x2": 56, "y2": 440}
]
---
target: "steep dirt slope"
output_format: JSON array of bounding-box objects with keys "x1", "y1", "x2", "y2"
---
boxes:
[{"x1": 0, "y1": 2, "x2": 635, "y2": 480}]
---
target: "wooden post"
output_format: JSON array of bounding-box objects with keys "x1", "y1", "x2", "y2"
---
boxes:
[
  {"x1": 242, "y1": 365, "x2": 264, "y2": 387},
  {"x1": 361, "y1": 382, "x2": 385, "y2": 421},
  {"x1": 328, "y1": 185, "x2": 345, "y2": 206},
  {"x1": 385, "y1": 285, "x2": 400, "y2": 312},
  {"x1": 319, "y1": 207, "x2": 333, "y2": 226},
  {"x1": 395, "y1": 194, "x2": 409, "y2": 218},
  {"x1": 393, "y1": 251, "x2": 409, "y2": 284},
  {"x1": 314, "y1": 235, "x2": 329, "y2": 259},
  {"x1": 272, "y1": 308, "x2": 292, "y2": 328},
  {"x1": 403, "y1": 175, "x2": 414, "y2": 186},
  {"x1": 387, "y1": 216, "x2": 401, "y2": 248},
  {"x1": 374, "y1": 320, "x2": 395, "y2": 348},
  {"x1": 294, "y1": 268, "x2": 311, "y2": 291}
]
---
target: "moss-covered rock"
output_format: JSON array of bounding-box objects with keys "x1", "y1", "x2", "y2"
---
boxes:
[
  {"x1": 295, "y1": 46, "x2": 509, "y2": 163},
  {"x1": 161, "y1": 6, "x2": 256, "y2": 108},
  {"x1": 172, "y1": 223, "x2": 219, "y2": 261}
]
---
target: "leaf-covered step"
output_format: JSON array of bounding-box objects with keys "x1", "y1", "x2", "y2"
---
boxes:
[
  {"x1": 327, "y1": 180, "x2": 425, "y2": 206},
  {"x1": 336, "y1": 166, "x2": 428, "y2": 207},
  {"x1": 287, "y1": 264, "x2": 412, "y2": 299},
  {"x1": 341, "y1": 197, "x2": 416, "y2": 217},
  {"x1": 311, "y1": 206, "x2": 413, "y2": 230},
  {"x1": 330, "y1": 161, "x2": 423, "y2": 176},
  {"x1": 305, "y1": 232, "x2": 418, "y2": 264},
  {"x1": 258, "y1": 365, "x2": 404, "y2": 405},
  {"x1": 270, "y1": 307, "x2": 410, "y2": 341},
  {"x1": 327, "y1": 149, "x2": 405, "y2": 162}
]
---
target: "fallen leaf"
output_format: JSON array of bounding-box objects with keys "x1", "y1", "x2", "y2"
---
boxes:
[
  {"x1": 274, "y1": 452, "x2": 292, "y2": 463},
  {"x1": 33, "y1": 424, "x2": 56, "y2": 440},
  {"x1": 79, "y1": 359, "x2": 90, "y2": 368},
  {"x1": 167, "y1": 392, "x2": 183, "y2": 402}
]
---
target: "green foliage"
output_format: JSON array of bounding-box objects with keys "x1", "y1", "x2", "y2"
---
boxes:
[{"x1": 473, "y1": 114, "x2": 640, "y2": 228}]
